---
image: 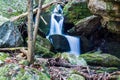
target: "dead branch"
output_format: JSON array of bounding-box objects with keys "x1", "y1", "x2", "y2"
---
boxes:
[{"x1": 0, "y1": 47, "x2": 27, "y2": 52}]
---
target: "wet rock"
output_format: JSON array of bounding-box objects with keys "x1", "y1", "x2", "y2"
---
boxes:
[
  {"x1": 55, "y1": 53, "x2": 87, "y2": 66},
  {"x1": 67, "y1": 74, "x2": 85, "y2": 80},
  {"x1": 88, "y1": 0, "x2": 120, "y2": 34},
  {"x1": 49, "y1": 34, "x2": 70, "y2": 52},
  {"x1": 0, "y1": 21, "x2": 23, "y2": 47},
  {"x1": 68, "y1": 15, "x2": 101, "y2": 36},
  {"x1": 80, "y1": 52, "x2": 120, "y2": 67}
]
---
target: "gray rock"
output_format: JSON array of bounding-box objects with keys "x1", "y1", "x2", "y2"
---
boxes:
[
  {"x1": 68, "y1": 15, "x2": 101, "y2": 36},
  {"x1": 0, "y1": 21, "x2": 23, "y2": 47}
]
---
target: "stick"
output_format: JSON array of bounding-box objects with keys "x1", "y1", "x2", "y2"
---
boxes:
[{"x1": 40, "y1": 16, "x2": 48, "y2": 25}]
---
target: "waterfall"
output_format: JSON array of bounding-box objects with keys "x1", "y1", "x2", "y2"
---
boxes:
[{"x1": 47, "y1": 4, "x2": 80, "y2": 55}]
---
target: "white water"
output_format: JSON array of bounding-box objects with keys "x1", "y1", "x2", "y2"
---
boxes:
[{"x1": 47, "y1": 4, "x2": 80, "y2": 55}]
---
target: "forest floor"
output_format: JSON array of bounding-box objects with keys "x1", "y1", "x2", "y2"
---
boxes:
[{"x1": 0, "y1": 52, "x2": 120, "y2": 80}]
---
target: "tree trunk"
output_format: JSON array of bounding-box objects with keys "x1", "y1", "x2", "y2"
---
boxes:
[
  {"x1": 33, "y1": 0, "x2": 42, "y2": 46},
  {"x1": 27, "y1": 0, "x2": 34, "y2": 63}
]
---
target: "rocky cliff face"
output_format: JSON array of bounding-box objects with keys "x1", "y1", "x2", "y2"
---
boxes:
[{"x1": 88, "y1": 0, "x2": 120, "y2": 34}]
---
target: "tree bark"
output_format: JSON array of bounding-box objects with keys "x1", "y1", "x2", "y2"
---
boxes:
[
  {"x1": 27, "y1": 0, "x2": 34, "y2": 63},
  {"x1": 33, "y1": 0, "x2": 42, "y2": 46}
]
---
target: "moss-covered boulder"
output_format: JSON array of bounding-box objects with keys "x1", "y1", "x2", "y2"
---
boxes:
[
  {"x1": 67, "y1": 74, "x2": 85, "y2": 80},
  {"x1": 55, "y1": 53, "x2": 87, "y2": 66},
  {"x1": 63, "y1": 0, "x2": 92, "y2": 24},
  {"x1": 0, "y1": 63, "x2": 50, "y2": 80},
  {"x1": 80, "y1": 52, "x2": 120, "y2": 67},
  {"x1": 35, "y1": 35, "x2": 55, "y2": 58}
]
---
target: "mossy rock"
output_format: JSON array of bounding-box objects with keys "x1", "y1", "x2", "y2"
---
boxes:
[
  {"x1": 36, "y1": 35, "x2": 52, "y2": 50},
  {"x1": 95, "y1": 67, "x2": 119, "y2": 73},
  {"x1": 63, "y1": 1, "x2": 92, "y2": 24},
  {"x1": 67, "y1": 74, "x2": 85, "y2": 80},
  {"x1": 80, "y1": 52, "x2": 120, "y2": 67},
  {"x1": 35, "y1": 35, "x2": 55, "y2": 57},
  {"x1": 55, "y1": 53, "x2": 87, "y2": 66},
  {"x1": 0, "y1": 63, "x2": 50, "y2": 80}
]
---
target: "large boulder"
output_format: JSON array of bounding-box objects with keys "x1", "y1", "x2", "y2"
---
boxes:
[
  {"x1": 55, "y1": 53, "x2": 87, "y2": 66},
  {"x1": 80, "y1": 52, "x2": 120, "y2": 67},
  {"x1": 49, "y1": 34, "x2": 70, "y2": 52},
  {"x1": 35, "y1": 35, "x2": 55, "y2": 57},
  {"x1": 63, "y1": 0, "x2": 92, "y2": 24},
  {"x1": 0, "y1": 20, "x2": 23, "y2": 47},
  {"x1": 68, "y1": 15, "x2": 101, "y2": 36},
  {"x1": 88, "y1": 0, "x2": 120, "y2": 34}
]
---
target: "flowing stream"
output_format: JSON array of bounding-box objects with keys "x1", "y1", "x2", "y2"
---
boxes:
[{"x1": 47, "y1": 4, "x2": 80, "y2": 55}]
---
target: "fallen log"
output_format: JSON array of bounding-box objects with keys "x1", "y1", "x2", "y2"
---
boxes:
[
  {"x1": 0, "y1": 47, "x2": 27, "y2": 52},
  {"x1": 10, "y1": 1, "x2": 64, "y2": 22}
]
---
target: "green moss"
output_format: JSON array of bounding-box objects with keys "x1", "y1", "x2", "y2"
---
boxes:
[
  {"x1": 0, "y1": 52, "x2": 9, "y2": 61},
  {"x1": 67, "y1": 74, "x2": 85, "y2": 80},
  {"x1": 0, "y1": 63, "x2": 50, "y2": 80},
  {"x1": 63, "y1": 2, "x2": 92, "y2": 24},
  {"x1": 34, "y1": 35, "x2": 55, "y2": 58},
  {"x1": 80, "y1": 52, "x2": 120, "y2": 67},
  {"x1": 35, "y1": 44, "x2": 55, "y2": 58},
  {"x1": 54, "y1": 53, "x2": 87, "y2": 66}
]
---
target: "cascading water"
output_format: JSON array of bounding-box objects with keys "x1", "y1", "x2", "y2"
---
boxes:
[{"x1": 47, "y1": 4, "x2": 80, "y2": 55}]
